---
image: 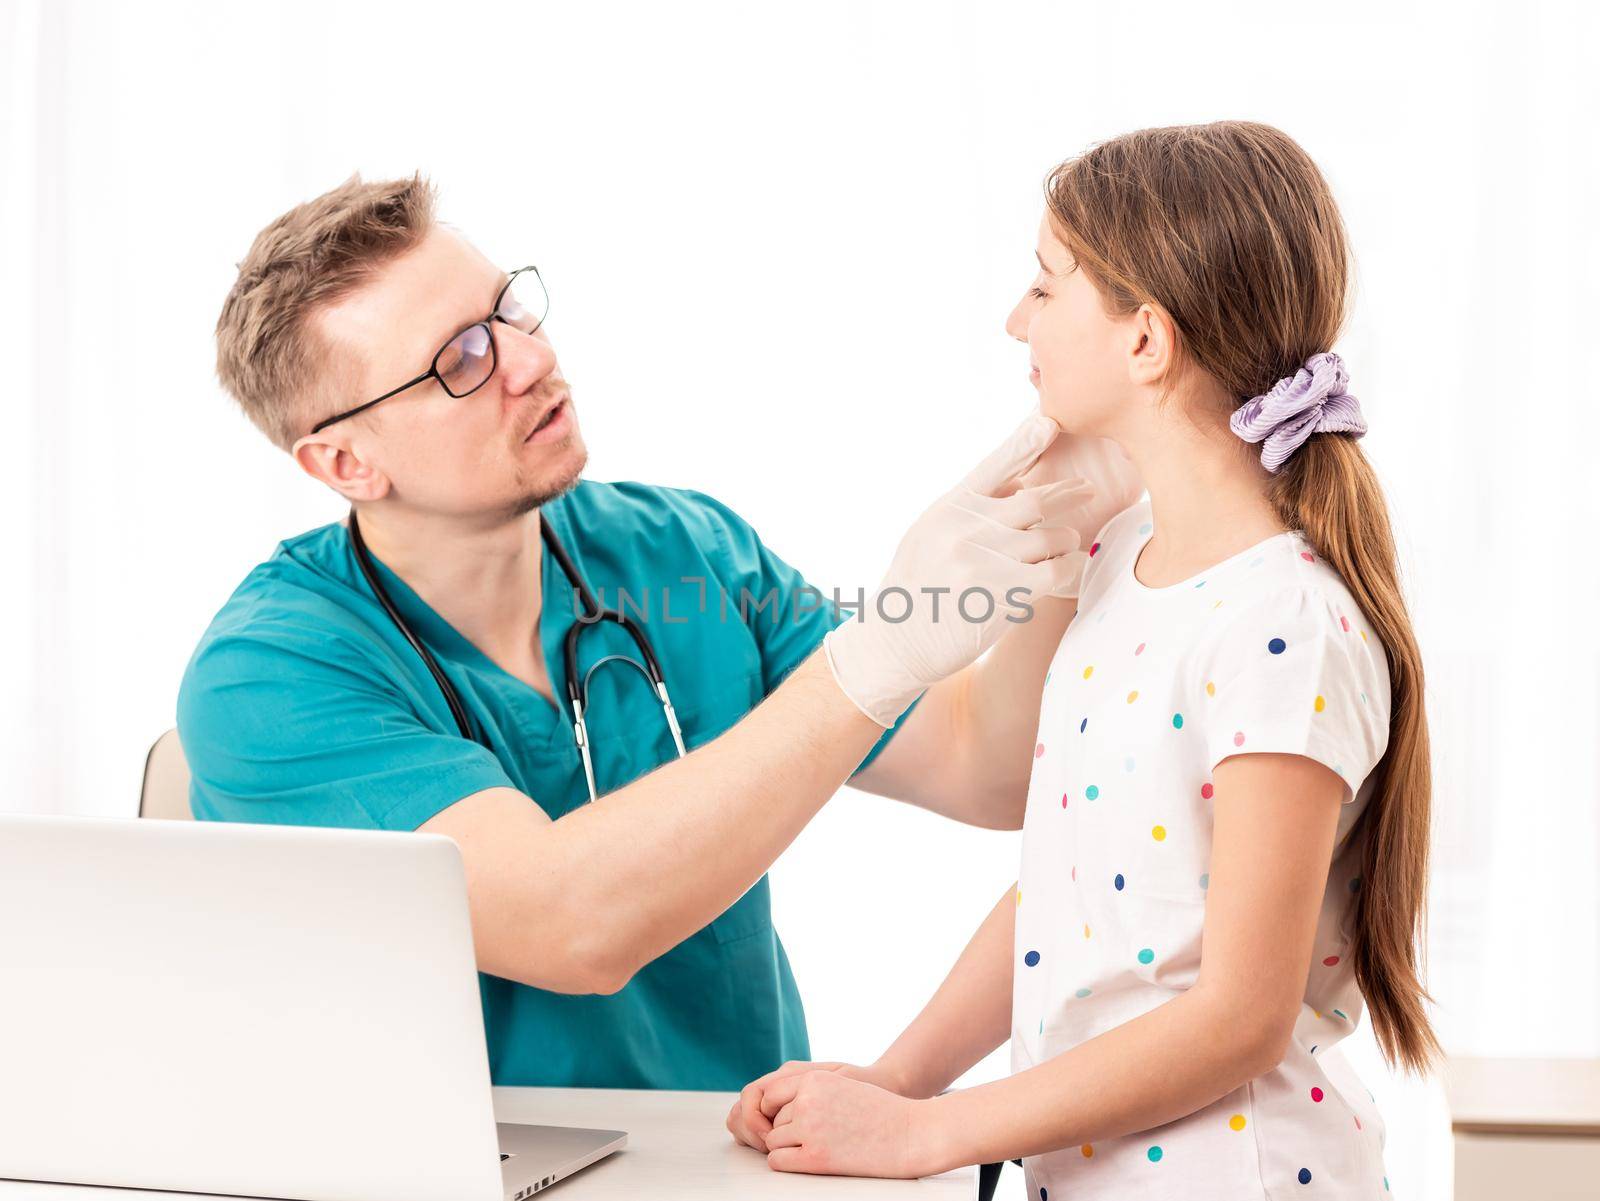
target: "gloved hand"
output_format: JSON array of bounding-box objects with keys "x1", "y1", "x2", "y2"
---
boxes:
[
  {"x1": 1018, "y1": 430, "x2": 1144, "y2": 549},
  {"x1": 824, "y1": 412, "x2": 1097, "y2": 727}
]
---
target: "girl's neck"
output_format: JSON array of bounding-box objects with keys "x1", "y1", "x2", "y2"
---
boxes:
[{"x1": 1123, "y1": 400, "x2": 1287, "y2": 587}]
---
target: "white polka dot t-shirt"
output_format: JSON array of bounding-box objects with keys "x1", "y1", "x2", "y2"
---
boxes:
[{"x1": 1012, "y1": 501, "x2": 1394, "y2": 1200}]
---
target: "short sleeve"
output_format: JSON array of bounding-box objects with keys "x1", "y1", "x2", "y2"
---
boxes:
[
  {"x1": 1194, "y1": 586, "x2": 1390, "y2": 803},
  {"x1": 1076, "y1": 502, "x2": 1148, "y2": 610},
  {"x1": 176, "y1": 628, "x2": 515, "y2": 832},
  {"x1": 673, "y1": 488, "x2": 915, "y2": 771}
]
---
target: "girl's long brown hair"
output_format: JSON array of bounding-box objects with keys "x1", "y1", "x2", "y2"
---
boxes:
[{"x1": 1046, "y1": 121, "x2": 1438, "y2": 1073}]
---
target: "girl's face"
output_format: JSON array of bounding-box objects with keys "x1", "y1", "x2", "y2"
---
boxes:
[{"x1": 1005, "y1": 216, "x2": 1141, "y2": 439}]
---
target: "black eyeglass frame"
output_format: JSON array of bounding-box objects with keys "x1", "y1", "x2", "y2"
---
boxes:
[{"x1": 308, "y1": 265, "x2": 546, "y2": 435}]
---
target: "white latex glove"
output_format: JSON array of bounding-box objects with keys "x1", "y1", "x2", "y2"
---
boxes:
[
  {"x1": 824, "y1": 412, "x2": 1097, "y2": 727},
  {"x1": 1018, "y1": 431, "x2": 1144, "y2": 549}
]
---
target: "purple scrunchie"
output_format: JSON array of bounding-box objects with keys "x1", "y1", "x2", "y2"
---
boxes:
[{"x1": 1229, "y1": 351, "x2": 1367, "y2": 474}]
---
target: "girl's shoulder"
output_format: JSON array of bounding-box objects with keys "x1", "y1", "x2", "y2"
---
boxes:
[{"x1": 1190, "y1": 536, "x2": 1393, "y2": 721}]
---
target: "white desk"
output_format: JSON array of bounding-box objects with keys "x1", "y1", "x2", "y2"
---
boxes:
[{"x1": 0, "y1": 1087, "x2": 978, "y2": 1201}]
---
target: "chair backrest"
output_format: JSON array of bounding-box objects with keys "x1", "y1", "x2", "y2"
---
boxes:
[{"x1": 139, "y1": 729, "x2": 193, "y2": 820}]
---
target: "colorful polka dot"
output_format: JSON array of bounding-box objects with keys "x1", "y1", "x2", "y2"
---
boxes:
[
  {"x1": 1134, "y1": 641, "x2": 1146, "y2": 655},
  {"x1": 1233, "y1": 731, "x2": 1246, "y2": 747},
  {"x1": 1114, "y1": 873, "x2": 1125, "y2": 890},
  {"x1": 1311, "y1": 1087, "x2": 1324, "y2": 1103},
  {"x1": 1024, "y1": 950, "x2": 1041, "y2": 967},
  {"x1": 1205, "y1": 680, "x2": 1216, "y2": 697},
  {"x1": 1126, "y1": 690, "x2": 1139, "y2": 703},
  {"x1": 1360, "y1": 629, "x2": 1368, "y2": 642},
  {"x1": 1124, "y1": 757, "x2": 1137, "y2": 772},
  {"x1": 1040, "y1": 1189, "x2": 1047, "y2": 1201},
  {"x1": 1195, "y1": 580, "x2": 1207, "y2": 589},
  {"x1": 1081, "y1": 1144, "x2": 1094, "y2": 1158},
  {"x1": 1268, "y1": 637, "x2": 1287, "y2": 654},
  {"x1": 1084, "y1": 924, "x2": 1091, "y2": 938},
  {"x1": 1137, "y1": 947, "x2": 1155, "y2": 965},
  {"x1": 1228, "y1": 1114, "x2": 1247, "y2": 1132},
  {"x1": 1138, "y1": 522, "x2": 1153, "y2": 535},
  {"x1": 1340, "y1": 615, "x2": 1351, "y2": 632},
  {"x1": 1172, "y1": 712, "x2": 1184, "y2": 729},
  {"x1": 1147, "y1": 1145, "x2": 1163, "y2": 1163},
  {"x1": 1311, "y1": 1045, "x2": 1318, "y2": 1054},
  {"x1": 1075, "y1": 987, "x2": 1092, "y2": 999},
  {"x1": 1085, "y1": 784, "x2": 1100, "y2": 800},
  {"x1": 1034, "y1": 742, "x2": 1046, "y2": 758},
  {"x1": 1314, "y1": 695, "x2": 1326, "y2": 713},
  {"x1": 1355, "y1": 1115, "x2": 1362, "y2": 1130},
  {"x1": 1089, "y1": 542, "x2": 1101, "y2": 557},
  {"x1": 1152, "y1": 825, "x2": 1167, "y2": 841},
  {"x1": 1071, "y1": 865, "x2": 1076, "y2": 881},
  {"x1": 1201, "y1": 781, "x2": 1214, "y2": 799},
  {"x1": 1300, "y1": 551, "x2": 1315, "y2": 563},
  {"x1": 1083, "y1": 665, "x2": 1094, "y2": 679},
  {"x1": 1199, "y1": 873, "x2": 1210, "y2": 889},
  {"x1": 1061, "y1": 792, "x2": 1069, "y2": 808},
  {"x1": 1298, "y1": 1168, "x2": 1313, "y2": 1184},
  {"x1": 1323, "y1": 955, "x2": 1341, "y2": 967},
  {"x1": 1333, "y1": 1009, "x2": 1349, "y2": 1021},
  {"x1": 1079, "y1": 717, "x2": 1087, "y2": 733}
]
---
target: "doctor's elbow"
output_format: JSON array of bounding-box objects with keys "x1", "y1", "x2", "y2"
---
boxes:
[{"x1": 552, "y1": 925, "x2": 640, "y2": 996}]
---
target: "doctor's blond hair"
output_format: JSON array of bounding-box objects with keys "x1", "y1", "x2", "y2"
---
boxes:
[
  {"x1": 215, "y1": 173, "x2": 438, "y2": 450},
  {"x1": 1045, "y1": 121, "x2": 1439, "y2": 1073}
]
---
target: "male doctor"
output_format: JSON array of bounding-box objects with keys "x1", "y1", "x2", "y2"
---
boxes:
[{"x1": 178, "y1": 173, "x2": 1138, "y2": 1091}]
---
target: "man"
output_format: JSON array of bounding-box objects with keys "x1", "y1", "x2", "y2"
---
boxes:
[{"x1": 178, "y1": 173, "x2": 1134, "y2": 1091}]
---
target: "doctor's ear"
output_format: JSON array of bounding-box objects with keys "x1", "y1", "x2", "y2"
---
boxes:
[
  {"x1": 291, "y1": 432, "x2": 392, "y2": 503},
  {"x1": 1125, "y1": 302, "x2": 1179, "y2": 388}
]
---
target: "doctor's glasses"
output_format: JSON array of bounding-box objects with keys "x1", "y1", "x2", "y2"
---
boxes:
[{"x1": 309, "y1": 265, "x2": 550, "y2": 434}]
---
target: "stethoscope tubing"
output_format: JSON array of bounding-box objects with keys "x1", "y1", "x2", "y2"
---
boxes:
[{"x1": 346, "y1": 507, "x2": 687, "y2": 802}]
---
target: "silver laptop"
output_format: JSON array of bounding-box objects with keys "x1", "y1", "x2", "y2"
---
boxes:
[{"x1": 0, "y1": 813, "x2": 625, "y2": 1201}]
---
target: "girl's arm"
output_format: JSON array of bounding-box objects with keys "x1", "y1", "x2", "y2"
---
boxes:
[
  {"x1": 728, "y1": 882, "x2": 1017, "y2": 1149},
  {"x1": 872, "y1": 880, "x2": 1019, "y2": 1097},
  {"x1": 758, "y1": 752, "x2": 1344, "y2": 1178}
]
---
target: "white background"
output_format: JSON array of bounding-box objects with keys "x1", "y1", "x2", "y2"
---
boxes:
[{"x1": 4, "y1": 2, "x2": 1597, "y2": 1197}]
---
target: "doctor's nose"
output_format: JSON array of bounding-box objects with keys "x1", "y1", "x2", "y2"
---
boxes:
[{"x1": 492, "y1": 324, "x2": 559, "y2": 397}]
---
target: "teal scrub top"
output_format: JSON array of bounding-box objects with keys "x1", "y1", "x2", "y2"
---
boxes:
[{"x1": 176, "y1": 479, "x2": 908, "y2": 1091}]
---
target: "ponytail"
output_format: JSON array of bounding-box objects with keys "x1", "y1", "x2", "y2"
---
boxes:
[{"x1": 1268, "y1": 435, "x2": 1440, "y2": 1073}]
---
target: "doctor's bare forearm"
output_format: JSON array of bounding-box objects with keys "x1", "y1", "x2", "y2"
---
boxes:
[
  {"x1": 871, "y1": 884, "x2": 1017, "y2": 1099},
  {"x1": 423, "y1": 649, "x2": 883, "y2": 994},
  {"x1": 852, "y1": 597, "x2": 1076, "y2": 826}
]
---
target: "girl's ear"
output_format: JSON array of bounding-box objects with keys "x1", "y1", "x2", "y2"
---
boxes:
[{"x1": 1127, "y1": 302, "x2": 1178, "y2": 388}]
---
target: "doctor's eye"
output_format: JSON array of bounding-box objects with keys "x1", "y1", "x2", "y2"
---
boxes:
[{"x1": 1028, "y1": 286, "x2": 1048, "y2": 300}]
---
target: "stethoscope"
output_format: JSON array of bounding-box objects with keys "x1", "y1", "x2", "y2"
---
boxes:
[{"x1": 347, "y1": 509, "x2": 687, "y2": 803}]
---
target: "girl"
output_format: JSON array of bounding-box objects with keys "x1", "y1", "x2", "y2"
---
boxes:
[{"x1": 728, "y1": 121, "x2": 1436, "y2": 1199}]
